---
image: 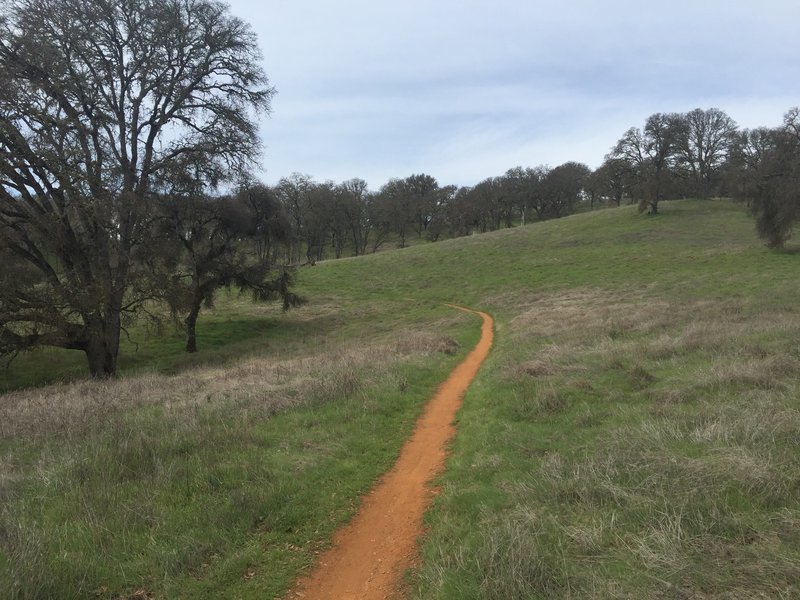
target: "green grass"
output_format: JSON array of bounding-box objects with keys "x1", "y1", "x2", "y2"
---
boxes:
[
  {"x1": 0, "y1": 298, "x2": 307, "y2": 392},
  {"x1": 404, "y1": 200, "x2": 800, "y2": 599},
  {"x1": 2, "y1": 199, "x2": 799, "y2": 598}
]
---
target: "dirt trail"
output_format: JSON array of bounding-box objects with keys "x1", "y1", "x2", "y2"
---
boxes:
[{"x1": 292, "y1": 306, "x2": 493, "y2": 600}]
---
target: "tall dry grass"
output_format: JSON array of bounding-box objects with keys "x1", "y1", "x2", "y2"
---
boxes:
[
  {"x1": 415, "y1": 287, "x2": 800, "y2": 599},
  {"x1": 0, "y1": 318, "x2": 470, "y2": 599}
]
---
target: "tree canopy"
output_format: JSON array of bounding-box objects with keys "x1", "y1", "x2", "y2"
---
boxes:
[
  {"x1": 0, "y1": 0, "x2": 273, "y2": 375},
  {"x1": 743, "y1": 109, "x2": 800, "y2": 248}
]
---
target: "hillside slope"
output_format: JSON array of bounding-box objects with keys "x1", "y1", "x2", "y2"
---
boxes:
[
  {"x1": 1, "y1": 199, "x2": 798, "y2": 599},
  {"x1": 302, "y1": 199, "x2": 800, "y2": 599}
]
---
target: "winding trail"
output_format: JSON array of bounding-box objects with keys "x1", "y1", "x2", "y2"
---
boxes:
[{"x1": 292, "y1": 306, "x2": 494, "y2": 600}]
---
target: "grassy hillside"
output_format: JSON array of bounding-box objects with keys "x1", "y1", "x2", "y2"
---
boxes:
[
  {"x1": 1, "y1": 199, "x2": 798, "y2": 598},
  {"x1": 405, "y1": 202, "x2": 800, "y2": 599}
]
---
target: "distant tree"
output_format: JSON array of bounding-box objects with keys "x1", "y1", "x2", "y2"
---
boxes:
[
  {"x1": 675, "y1": 108, "x2": 738, "y2": 197},
  {"x1": 366, "y1": 190, "x2": 392, "y2": 252},
  {"x1": 543, "y1": 161, "x2": 591, "y2": 217},
  {"x1": 377, "y1": 178, "x2": 414, "y2": 247},
  {"x1": 503, "y1": 163, "x2": 587, "y2": 221},
  {"x1": 489, "y1": 175, "x2": 519, "y2": 228},
  {"x1": 426, "y1": 185, "x2": 457, "y2": 241},
  {"x1": 336, "y1": 178, "x2": 371, "y2": 255},
  {"x1": 584, "y1": 168, "x2": 603, "y2": 209},
  {"x1": 611, "y1": 113, "x2": 682, "y2": 214},
  {"x1": 161, "y1": 194, "x2": 302, "y2": 353},
  {"x1": 469, "y1": 177, "x2": 508, "y2": 232},
  {"x1": 505, "y1": 166, "x2": 549, "y2": 223},
  {"x1": 594, "y1": 158, "x2": 631, "y2": 206},
  {"x1": 326, "y1": 184, "x2": 350, "y2": 260},
  {"x1": 404, "y1": 174, "x2": 440, "y2": 238},
  {"x1": 746, "y1": 108, "x2": 800, "y2": 248},
  {"x1": 725, "y1": 128, "x2": 776, "y2": 205},
  {"x1": 275, "y1": 173, "x2": 314, "y2": 264},
  {"x1": 439, "y1": 186, "x2": 475, "y2": 237},
  {"x1": 0, "y1": 0, "x2": 272, "y2": 376},
  {"x1": 502, "y1": 168, "x2": 525, "y2": 223},
  {"x1": 240, "y1": 184, "x2": 292, "y2": 263},
  {"x1": 303, "y1": 182, "x2": 335, "y2": 264}
]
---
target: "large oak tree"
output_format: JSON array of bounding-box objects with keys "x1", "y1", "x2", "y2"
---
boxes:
[{"x1": 0, "y1": 0, "x2": 272, "y2": 375}]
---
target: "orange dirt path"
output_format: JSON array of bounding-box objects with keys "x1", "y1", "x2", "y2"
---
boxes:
[{"x1": 291, "y1": 306, "x2": 494, "y2": 600}]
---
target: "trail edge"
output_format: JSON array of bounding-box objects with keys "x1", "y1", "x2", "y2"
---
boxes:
[{"x1": 291, "y1": 305, "x2": 494, "y2": 600}]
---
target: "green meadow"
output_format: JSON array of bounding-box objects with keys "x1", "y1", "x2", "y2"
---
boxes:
[{"x1": 1, "y1": 199, "x2": 798, "y2": 598}]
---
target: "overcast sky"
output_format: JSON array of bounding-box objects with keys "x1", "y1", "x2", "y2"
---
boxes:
[{"x1": 226, "y1": 0, "x2": 799, "y2": 189}]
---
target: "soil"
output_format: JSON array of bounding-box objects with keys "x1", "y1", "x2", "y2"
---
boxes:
[{"x1": 291, "y1": 306, "x2": 494, "y2": 599}]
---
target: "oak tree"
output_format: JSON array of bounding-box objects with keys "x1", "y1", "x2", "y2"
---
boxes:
[
  {"x1": 611, "y1": 113, "x2": 682, "y2": 214},
  {"x1": 0, "y1": 0, "x2": 272, "y2": 375},
  {"x1": 747, "y1": 108, "x2": 800, "y2": 248},
  {"x1": 160, "y1": 192, "x2": 301, "y2": 353},
  {"x1": 675, "y1": 108, "x2": 738, "y2": 197}
]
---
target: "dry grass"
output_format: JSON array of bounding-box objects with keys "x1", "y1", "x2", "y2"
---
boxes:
[
  {"x1": 396, "y1": 333, "x2": 460, "y2": 356},
  {"x1": 416, "y1": 285, "x2": 800, "y2": 599},
  {"x1": 507, "y1": 288, "x2": 672, "y2": 339},
  {"x1": 0, "y1": 316, "x2": 472, "y2": 599},
  {"x1": 0, "y1": 335, "x2": 440, "y2": 443}
]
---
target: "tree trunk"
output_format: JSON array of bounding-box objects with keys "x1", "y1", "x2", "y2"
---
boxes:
[
  {"x1": 84, "y1": 312, "x2": 121, "y2": 378},
  {"x1": 185, "y1": 303, "x2": 201, "y2": 353}
]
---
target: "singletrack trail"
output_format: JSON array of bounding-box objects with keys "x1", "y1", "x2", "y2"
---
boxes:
[{"x1": 292, "y1": 306, "x2": 493, "y2": 600}]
